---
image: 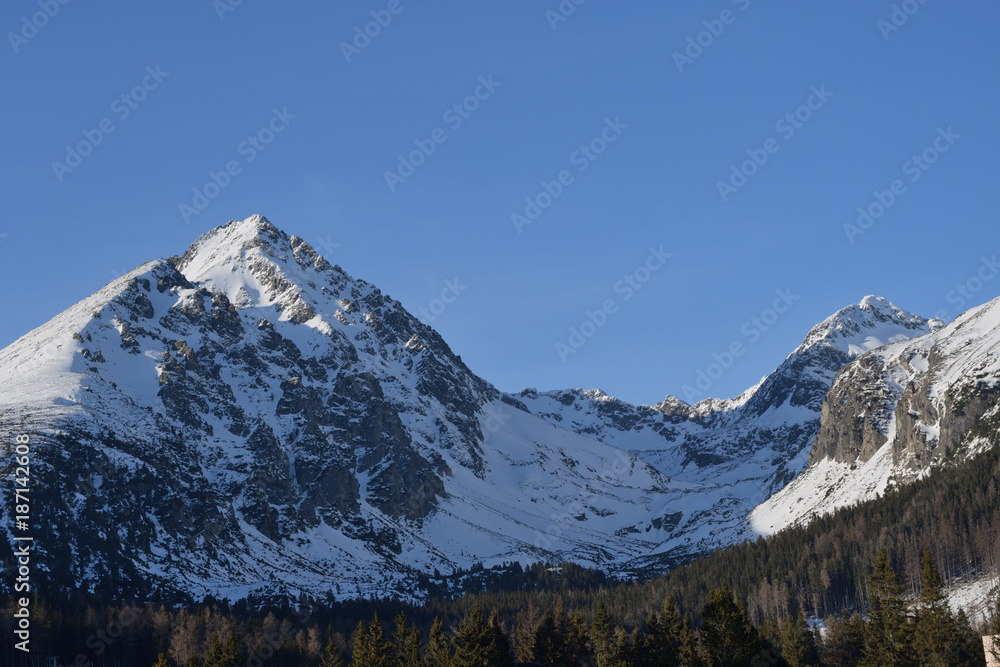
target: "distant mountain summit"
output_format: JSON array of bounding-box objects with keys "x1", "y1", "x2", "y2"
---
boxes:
[
  {"x1": 516, "y1": 296, "x2": 941, "y2": 571},
  {"x1": 752, "y1": 295, "x2": 1000, "y2": 535}
]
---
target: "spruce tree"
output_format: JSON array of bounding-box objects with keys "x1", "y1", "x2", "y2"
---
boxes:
[
  {"x1": 452, "y1": 607, "x2": 513, "y2": 667},
  {"x1": 365, "y1": 613, "x2": 392, "y2": 667},
  {"x1": 221, "y1": 632, "x2": 243, "y2": 667},
  {"x1": 530, "y1": 608, "x2": 566, "y2": 666},
  {"x1": 591, "y1": 600, "x2": 615, "y2": 667},
  {"x1": 153, "y1": 653, "x2": 171, "y2": 667},
  {"x1": 700, "y1": 585, "x2": 764, "y2": 666},
  {"x1": 204, "y1": 633, "x2": 225, "y2": 667},
  {"x1": 391, "y1": 611, "x2": 422, "y2": 667},
  {"x1": 565, "y1": 611, "x2": 590, "y2": 665},
  {"x1": 320, "y1": 633, "x2": 345, "y2": 667},
  {"x1": 353, "y1": 620, "x2": 370, "y2": 667},
  {"x1": 678, "y1": 614, "x2": 706, "y2": 667},
  {"x1": 354, "y1": 616, "x2": 391, "y2": 667},
  {"x1": 780, "y1": 607, "x2": 819, "y2": 667},
  {"x1": 644, "y1": 598, "x2": 685, "y2": 666},
  {"x1": 951, "y1": 609, "x2": 988, "y2": 667},
  {"x1": 424, "y1": 617, "x2": 454, "y2": 667},
  {"x1": 820, "y1": 612, "x2": 865, "y2": 667},
  {"x1": 861, "y1": 548, "x2": 912, "y2": 667},
  {"x1": 913, "y1": 548, "x2": 953, "y2": 666}
]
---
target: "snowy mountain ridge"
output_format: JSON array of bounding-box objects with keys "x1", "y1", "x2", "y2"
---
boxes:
[
  {"x1": 0, "y1": 216, "x2": 677, "y2": 601},
  {"x1": 0, "y1": 215, "x2": 988, "y2": 601},
  {"x1": 514, "y1": 295, "x2": 941, "y2": 569},
  {"x1": 751, "y1": 295, "x2": 1000, "y2": 536}
]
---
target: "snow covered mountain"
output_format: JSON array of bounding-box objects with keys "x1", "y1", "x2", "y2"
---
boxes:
[
  {"x1": 515, "y1": 296, "x2": 941, "y2": 571},
  {"x1": 751, "y1": 295, "x2": 1000, "y2": 536},
  {"x1": 0, "y1": 215, "x2": 973, "y2": 602},
  {"x1": 0, "y1": 216, "x2": 676, "y2": 601}
]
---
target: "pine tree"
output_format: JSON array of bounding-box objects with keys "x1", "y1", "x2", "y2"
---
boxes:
[
  {"x1": 451, "y1": 607, "x2": 513, "y2": 667},
  {"x1": 353, "y1": 620, "x2": 370, "y2": 666},
  {"x1": 700, "y1": 585, "x2": 764, "y2": 667},
  {"x1": 424, "y1": 617, "x2": 454, "y2": 667},
  {"x1": 820, "y1": 612, "x2": 865, "y2": 667},
  {"x1": 530, "y1": 608, "x2": 566, "y2": 666},
  {"x1": 565, "y1": 611, "x2": 590, "y2": 666},
  {"x1": 951, "y1": 609, "x2": 988, "y2": 667},
  {"x1": 204, "y1": 633, "x2": 225, "y2": 667},
  {"x1": 591, "y1": 600, "x2": 615, "y2": 667},
  {"x1": 353, "y1": 613, "x2": 391, "y2": 667},
  {"x1": 391, "y1": 611, "x2": 422, "y2": 667},
  {"x1": 644, "y1": 598, "x2": 684, "y2": 666},
  {"x1": 677, "y1": 616, "x2": 706, "y2": 667},
  {"x1": 780, "y1": 607, "x2": 819, "y2": 667},
  {"x1": 153, "y1": 653, "x2": 171, "y2": 667},
  {"x1": 913, "y1": 548, "x2": 953, "y2": 666},
  {"x1": 861, "y1": 548, "x2": 913, "y2": 667},
  {"x1": 320, "y1": 633, "x2": 345, "y2": 667}
]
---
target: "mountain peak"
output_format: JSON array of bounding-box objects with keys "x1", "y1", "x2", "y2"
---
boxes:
[
  {"x1": 795, "y1": 296, "x2": 939, "y2": 358},
  {"x1": 176, "y1": 215, "x2": 286, "y2": 272}
]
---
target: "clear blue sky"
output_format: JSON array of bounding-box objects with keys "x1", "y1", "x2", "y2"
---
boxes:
[{"x1": 2, "y1": 1, "x2": 998, "y2": 406}]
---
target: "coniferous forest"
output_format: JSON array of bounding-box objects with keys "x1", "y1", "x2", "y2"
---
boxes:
[{"x1": 3, "y1": 440, "x2": 1000, "y2": 666}]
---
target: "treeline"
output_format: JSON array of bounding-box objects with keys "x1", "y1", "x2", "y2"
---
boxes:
[
  {"x1": 415, "y1": 440, "x2": 1000, "y2": 630},
  {"x1": 652, "y1": 436, "x2": 1000, "y2": 622},
  {"x1": 0, "y1": 547, "x2": 992, "y2": 666}
]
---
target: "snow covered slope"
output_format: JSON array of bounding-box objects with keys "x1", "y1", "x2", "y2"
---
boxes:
[
  {"x1": 517, "y1": 296, "x2": 940, "y2": 570},
  {"x1": 0, "y1": 216, "x2": 675, "y2": 601},
  {"x1": 751, "y1": 296, "x2": 1000, "y2": 535},
  {"x1": 0, "y1": 215, "x2": 964, "y2": 601}
]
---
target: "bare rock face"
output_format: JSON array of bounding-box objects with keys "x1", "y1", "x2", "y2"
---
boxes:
[
  {"x1": 754, "y1": 297, "x2": 1000, "y2": 538},
  {"x1": 809, "y1": 355, "x2": 894, "y2": 465},
  {"x1": 809, "y1": 303, "x2": 1000, "y2": 472}
]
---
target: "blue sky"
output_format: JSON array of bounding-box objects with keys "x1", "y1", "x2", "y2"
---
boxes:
[{"x1": 2, "y1": 1, "x2": 998, "y2": 406}]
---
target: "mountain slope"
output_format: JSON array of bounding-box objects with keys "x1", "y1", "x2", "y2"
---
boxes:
[
  {"x1": 0, "y1": 216, "x2": 675, "y2": 601},
  {"x1": 516, "y1": 296, "x2": 940, "y2": 570},
  {"x1": 751, "y1": 295, "x2": 1000, "y2": 535}
]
